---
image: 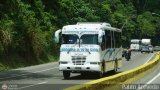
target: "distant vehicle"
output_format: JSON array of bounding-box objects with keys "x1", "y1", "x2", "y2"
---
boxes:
[
  {"x1": 148, "y1": 45, "x2": 153, "y2": 53},
  {"x1": 141, "y1": 39, "x2": 151, "y2": 46},
  {"x1": 124, "y1": 49, "x2": 131, "y2": 61},
  {"x1": 125, "y1": 50, "x2": 130, "y2": 61},
  {"x1": 122, "y1": 49, "x2": 126, "y2": 57},
  {"x1": 122, "y1": 48, "x2": 131, "y2": 61},
  {"x1": 154, "y1": 46, "x2": 160, "y2": 51},
  {"x1": 130, "y1": 39, "x2": 141, "y2": 51},
  {"x1": 141, "y1": 45, "x2": 150, "y2": 53},
  {"x1": 141, "y1": 39, "x2": 152, "y2": 53}
]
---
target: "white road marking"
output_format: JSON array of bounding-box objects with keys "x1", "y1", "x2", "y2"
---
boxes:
[
  {"x1": 146, "y1": 71, "x2": 160, "y2": 84},
  {"x1": 136, "y1": 53, "x2": 159, "y2": 90},
  {"x1": 18, "y1": 81, "x2": 48, "y2": 89},
  {"x1": 137, "y1": 71, "x2": 160, "y2": 90},
  {"x1": 33, "y1": 67, "x2": 58, "y2": 73},
  {"x1": 144, "y1": 53, "x2": 155, "y2": 64},
  {"x1": 0, "y1": 67, "x2": 58, "y2": 80}
]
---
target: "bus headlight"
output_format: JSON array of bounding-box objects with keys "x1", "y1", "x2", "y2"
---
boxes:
[
  {"x1": 90, "y1": 62, "x2": 101, "y2": 65},
  {"x1": 59, "y1": 61, "x2": 68, "y2": 64}
]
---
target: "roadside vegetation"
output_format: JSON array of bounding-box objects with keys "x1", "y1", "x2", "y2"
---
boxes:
[{"x1": 0, "y1": 0, "x2": 160, "y2": 70}]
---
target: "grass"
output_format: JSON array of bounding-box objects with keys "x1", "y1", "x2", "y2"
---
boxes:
[
  {"x1": 0, "y1": 63, "x2": 10, "y2": 71},
  {"x1": 0, "y1": 54, "x2": 59, "y2": 71}
]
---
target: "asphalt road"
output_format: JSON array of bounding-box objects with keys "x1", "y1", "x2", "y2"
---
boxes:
[
  {"x1": 131, "y1": 55, "x2": 160, "y2": 90},
  {"x1": 0, "y1": 51, "x2": 157, "y2": 90}
]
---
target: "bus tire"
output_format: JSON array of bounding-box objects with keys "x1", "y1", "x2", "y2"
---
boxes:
[
  {"x1": 97, "y1": 71, "x2": 103, "y2": 78},
  {"x1": 97, "y1": 65, "x2": 104, "y2": 78},
  {"x1": 81, "y1": 72, "x2": 88, "y2": 76},
  {"x1": 63, "y1": 71, "x2": 70, "y2": 79},
  {"x1": 111, "y1": 60, "x2": 118, "y2": 73}
]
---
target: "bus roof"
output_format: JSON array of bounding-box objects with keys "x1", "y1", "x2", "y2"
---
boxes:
[
  {"x1": 131, "y1": 39, "x2": 141, "y2": 42},
  {"x1": 77, "y1": 22, "x2": 111, "y2": 27},
  {"x1": 62, "y1": 22, "x2": 121, "y2": 32}
]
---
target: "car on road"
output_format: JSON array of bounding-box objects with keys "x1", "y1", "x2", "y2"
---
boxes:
[
  {"x1": 148, "y1": 45, "x2": 153, "y2": 53},
  {"x1": 141, "y1": 45, "x2": 150, "y2": 53},
  {"x1": 154, "y1": 46, "x2": 160, "y2": 51}
]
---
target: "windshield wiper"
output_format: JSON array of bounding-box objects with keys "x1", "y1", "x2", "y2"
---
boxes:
[
  {"x1": 67, "y1": 40, "x2": 91, "y2": 54},
  {"x1": 67, "y1": 41, "x2": 78, "y2": 54},
  {"x1": 86, "y1": 48, "x2": 91, "y2": 54},
  {"x1": 81, "y1": 45, "x2": 91, "y2": 54}
]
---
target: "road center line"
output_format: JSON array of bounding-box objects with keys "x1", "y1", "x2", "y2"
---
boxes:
[
  {"x1": 0, "y1": 67, "x2": 58, "y2": 80},
  {"x1": 33, "y1": 67, "x2": 59, "y2": 73},
  {"x1": 18, "y1": 81, "x2": 48, "y2": 90},
  {"x1": 144, "y1": 53, "x2": 155, "y2": 64}
]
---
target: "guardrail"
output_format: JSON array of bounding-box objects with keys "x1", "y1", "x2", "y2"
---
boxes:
[{"x1": 64, "y1": 52, "x2": 160, "y2": 90}]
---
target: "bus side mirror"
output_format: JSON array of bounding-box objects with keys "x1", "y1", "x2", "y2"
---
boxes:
[
  {"x1": 54, "y1": 29, "x2": 61, "y2": 44},
  {"x1": 98, "y1": 31, "x2": 103, "y2": 44}
]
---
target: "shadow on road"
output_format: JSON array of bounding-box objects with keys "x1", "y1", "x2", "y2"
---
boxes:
[
  {"x1": 0, "y1": 70, "x2": 53, "y2": 82},
  {"x1": 64, "y1": 71, "x2": 122, "y2": 80}
]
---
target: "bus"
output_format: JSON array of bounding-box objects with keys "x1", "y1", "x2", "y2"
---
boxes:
[
  {"x1": 54, "y1": 22, "x2": 122, "y2": 79},
  {"x1": 130, "y1": 39, "x2": 141, "y2": 51}
]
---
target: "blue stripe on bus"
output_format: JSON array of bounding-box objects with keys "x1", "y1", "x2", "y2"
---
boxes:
[{"x1": 60, "y1": 48, "x2": 99, "y2": 52}]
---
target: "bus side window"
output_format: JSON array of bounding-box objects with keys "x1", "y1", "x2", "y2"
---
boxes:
[
  {"x1": 112, "y1": 31, "x2": 115, "y2": 48},
  {"x1": 115, "y1": 32, "x2": 121, "y2": 48},
  {"x1": 101, "y1": 34, "x2": 105, "y2": 50},
  {"x1": 105, "y1": 30, "x2": 111, "y2": 49}
]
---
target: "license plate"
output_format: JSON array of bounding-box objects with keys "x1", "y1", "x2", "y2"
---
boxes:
[{"x1": 75, "y1": 67, "x2": 81, "y2": 70}]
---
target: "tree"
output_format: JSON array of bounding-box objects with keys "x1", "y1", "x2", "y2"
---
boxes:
[
  {"x1": 0, "y1": 16, "x2": 14, "y2": 57},
  {"x1": 137, "y1": 12, "x2": 156, "y2": 37},
  {"x1": 58, "y1": 0, "x2": 99, "y2": 25}
]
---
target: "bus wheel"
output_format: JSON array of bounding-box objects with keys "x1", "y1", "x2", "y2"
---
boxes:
[
  {"x1": 96, "y1": 71, "x2": 103, "y2": 78},
  {"x1": 81, "y1": 72, "x2": 88, "y2": 76},
  {"x1": 111, "y1": 60, "x2": 118, "y2": 73},
  {"x1": 63, "y1": 71, "x2": 70, "y2": 79},
  {"x1": 97, "y1": 65, "x2": 103, "y2": 78}
]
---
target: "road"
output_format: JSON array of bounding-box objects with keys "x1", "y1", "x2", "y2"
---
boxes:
[
  {"x1": 0, "y1": 51, "x2": 156, "y2": 90},
  {"x1": 131, "y1": 54, "x2": 160, "y2": 90}
]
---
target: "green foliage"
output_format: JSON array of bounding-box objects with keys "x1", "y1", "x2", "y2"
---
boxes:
[
  {"x1": 0, "y1": 16, "x2": 14, "y2": 56},
  {"x1": 0, "y1": 0, "x2": 160, "y2": 70},
  {"x1": 0, "y1": 0, "x2": 58, "y2": 69},
  {"x1": 58, "y1": 0, "x2": 100, "y2": 24},
  {"x1": 137, "y1": 12, "x2": 156, "y2": 37}
]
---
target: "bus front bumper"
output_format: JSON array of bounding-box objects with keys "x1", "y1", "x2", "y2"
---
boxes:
[{"x1": 59, "y1": 64, "x2": 101, "y2": 72}]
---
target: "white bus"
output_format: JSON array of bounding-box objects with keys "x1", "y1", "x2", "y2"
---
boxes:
[
  {"x1": 130, "y1": 39, "x2": 141, "y2": 51},
  {"x1": 55, "y1": 22, "x2": 122, "y2": 79}
]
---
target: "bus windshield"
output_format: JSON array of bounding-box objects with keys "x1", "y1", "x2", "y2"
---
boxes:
[
  {"x1": 62, "y1": 34, "x2": 98, "y2": 44},
  {"x1": 62, "y1": 34, "x2": 79, "y2": 44},
  {"x1": 80, "y1": 34, "x2": 98, "y2": 44},
  {"x1": 131, "y1": 42, "x2": 139, "y2": 44}
]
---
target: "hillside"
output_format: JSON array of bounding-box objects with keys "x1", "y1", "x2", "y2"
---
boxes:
[{"x1": 0, "y1": 0, "x2": 160, "y2": 70}]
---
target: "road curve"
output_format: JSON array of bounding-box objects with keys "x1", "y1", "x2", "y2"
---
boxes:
[
  {"x1": 0, "y1": 51, "x2": 156, "y2": 90},
  {"x1": 131, "y1": 58, "x2": 160, "y2": 90}
]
